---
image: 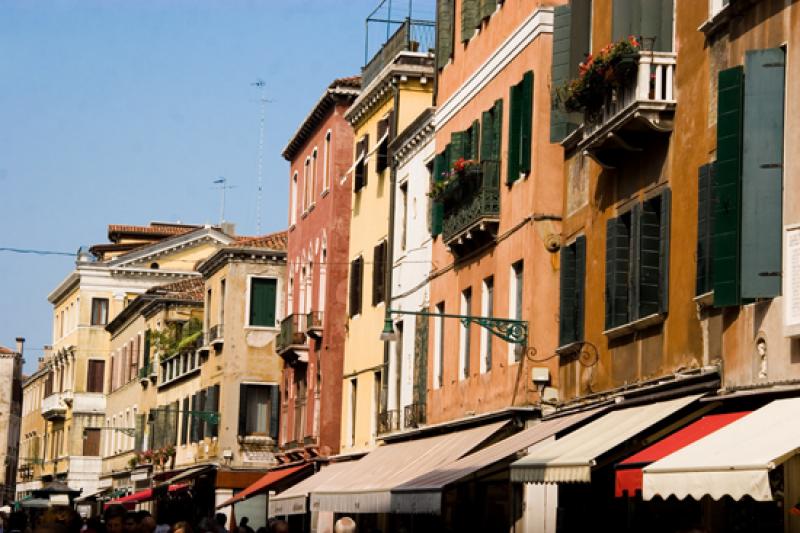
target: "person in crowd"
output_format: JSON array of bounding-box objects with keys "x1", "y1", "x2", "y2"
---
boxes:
[
  {"x1": 254, "y1": 528, "x2": 267, "y2": 533},
  {"x1": 333, "y1": 517, "x2": 356, "y2": 533},
  {"x1": 83, "y1": 517, "x2": 104, "y2": 533},
  {"x1": 236, "y1": 518, "x2": 252, "y2": 533},
  {"x1": 136, "y1": 514, "x2": 154, "y2": 533},
  {"x1": 266, "y1": 522, "x2": 287, "y2": 533},
  {"x1": 102, "y1": 506, "x2": 127, "y2": 533},
  {"x1": 8, "y1": 511, "x2": 27, "y2": 533},
  {"x1": 172, "y1": 522, "x2": 191, "y2": 533},
  {"x1": 212, "y1": 514, "x2": 227, "y2": 533},
  {"x1": 123, "y1": 513, "x2": 138, "y2": 533}
]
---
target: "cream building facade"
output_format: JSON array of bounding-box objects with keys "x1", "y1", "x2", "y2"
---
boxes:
[{"x1": 0, "y1": 338, "x2": 24, "y2": 504}]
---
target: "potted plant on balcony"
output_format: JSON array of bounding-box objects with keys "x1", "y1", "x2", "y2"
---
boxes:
[
  {"x1": 428, "y1": 158, "x2": 481, "y2": 201},
  {"x1": 558, "y1": 35, "x2": 641, "y2": 120}
]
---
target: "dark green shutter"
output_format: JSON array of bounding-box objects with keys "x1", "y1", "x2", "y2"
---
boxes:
[
  {"x1": 469, "y1": 120, "x2": 480, "y2": 160},
  {"x1": 134, "y1": 414, "x2": 145, "y2": 452},
  {"x1": 612, "y1": 0, "x2": 673, "y2": 52},
  {"x1": 349, "y1": 257, "x2": 363, "y2": 317},
  {"x1": 606, "y1": 216, "x2": 631, "y2": 329},
  {"x1": 143, "y1": 330, "x2": 151, "y2": 367},
  {"x1": 480, "y1": 110, "x2": 493, "y2": 162},
  {"x1": 639, "y1": 198, "x2": 662, "y2": 317},
  {"x1": 659, "y1": 189, "x2": 672, "y2": 314},
  {"x1": 451, "y1": 131, "x2": 466, "y2": 161},
  {"x1": 520, "y1": 71, "x2": 533, "y2": 175},
  {"x1": 713, "y1": 66, "x2": 744, "y2": 307},
  {"x1": 559, "y1": 242, "x2": 577, "y2": 346},
  {"x1": 207, "y1": 385, "x2": 219, "y2": 438},
  {"x1": 169, "y1": 401, "x2": 179, "y2": 446},
  {"x1": 490, "y1": 99, "x2": 503, "y2": 185},
  {"x1": 696, "y1": 164, "x2": 714, "y2": 295},
  {"x1": 479, "y1": 0, "x2": 495, "y2": 21},
  {"x1": 431, "y1": 152, "x2": 446, "y2": 236},
  {"x1": 199, "y1": 389, "x2": 207, "y2": 440},
  {"x1": 741, "y1": 48, "x2": 785, "y2": 299},
  {"x1": 575, "y1": 235, "x2": 586, "y2": 341},
  {"x1": 507, "y1": 81, "x2": 522, "y2": 183},
  {"x1": 237, "y1": 385, "x2": 247, "y2": 436},
  {"x1": 461, "y1": 0, "x2": 479, "y2": 42},
  {"x1": 436, "y1": 0, "x2": 455, "y2": 69},
  {"x1": 190, "y1": 393, "x2": 199, "y2": 442},
  {"x1": 250, "y1": 278, "x2": 277, "y2": 327},
  {"x1": 269, "y1": 385, "x2": 280, "y2": 441},
  {"x1": 180, "y1": 397, "x2": 189, "y2": 445},
  {"x1": 550, "y1": 4, "x2": 574, "y2": 143}
]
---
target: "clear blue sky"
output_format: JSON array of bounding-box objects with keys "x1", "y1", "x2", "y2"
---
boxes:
[{"x1": 0, "y1": 0, "x2": 435, "y2": 373}]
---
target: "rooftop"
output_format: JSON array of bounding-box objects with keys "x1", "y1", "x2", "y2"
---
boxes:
[
  {"x1": 147, "y1": 277, "x2": 205, "y2": 303},
  {"x1": 234, "y1": 231, "x2": 288, "y2": 251}
]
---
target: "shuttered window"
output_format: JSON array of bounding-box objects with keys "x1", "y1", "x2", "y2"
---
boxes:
[
  {"x1": 479, "y1": 0, "x2": 495, "y2": 22},
  {"x1": 91, "y1": 298, "x2": 109, "y2": 326},
  {"x1": 612, "y1": 0, "x2": 673, "y2": 52},
  {"x1": 712, "y1": 66, "x2": 744, "y2": 307},
  {"x1": 354, "y1": 135, "x2": 369, "y2": 192},
  {"x1": 696, "y1": 163, "x2": 714, "y2": 296},
  {"x1": 431, "y1": 151, "x2": 446, "y2": 236},
  {"x1": 83, "y1": 428, "x2": 101, "y2": 456},
  {"x1": 249, "y1": 277, "x2": 277, "y2": 327},
  {"x1": 180, "y1": 397, "x2": 190, "y2": 445},
  {"x1": 376, "y1": 115, "x2": 391, "y2": 173},
  {"x1": 372, "y1": 240, "x2": 387, "y2": 306},
  {"x1": 480, "y1": 99, "x2": 503, "y2": 188},
  {"x1": 86, "y1": 360, "x2": 105, "y2": 393},
  {"x1": 349, "y1": 256, "x2": 363, "y2": 317},
  {"x1": 436, "y1": 0, "x2": 455, "y2": 69},
  {"x1": 134, "y1": 414, "x2": 145, "y2": 452},
  {"x1": 740, "y1": 48, "x2": 784, "y2": 299},
  {"x1": 269, "y1": 385, "x2": 280, "y2": 441},
  {"x1": 507, "y1": 71, "x2": 533, "y2": 183},
  {"x1": 605, "y1": 190, "x2": 671, "y2": 330},
  {"x1": 238, "y1": 384, "x2": 271, "y2": 436},
  {"x1": 461, "y1": 0, "x2": 480, "y2": 42},
  {"x1": 190, "y1": 393, "x2": 200, "y2": 443},
  {"x1": 198, "y1": 389, "x2": 207, "y2": 441},
  {"x1": 559, "y1": 236, "x2": 586, "y2": 347},
  {"x1": 550, "y1": 1, "x2": 591, "y2": 142},
  {"x1": 143, "y1": 330, "x2": 151, "y2": 368},
  {"x1": 208, "y1": 384, "x2": 220, "y2": 438}
]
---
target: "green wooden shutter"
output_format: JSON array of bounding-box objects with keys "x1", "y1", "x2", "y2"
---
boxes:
[
  {"x1": 696, "y1": 164, "x2": 714, "y2": 295},
  {"x1": 520, "y1": 71, "x2": 534, "y2": 175},
  {"x1": 169, "y1": 401, "x2": 179, "y2": 446},
  {"x1": 659, "y1": 189, "x2": 672, "y2": 314},
  {"x1": 207, "y1": 385, "x2": 219, "y2": 438},
  {"x1": 606, "y1": 216, "x2": 631, "y2": 329},
  {"x1": 250, "y1": 278, "x2": 277, "y2": 327},
  {"x1": 451, "y1": 131, "x2": 466, "y2": 162},
  {"x1": 612, "y1": 0, "x2": 636, "y2": 44},
  {"x1": 559, "y1": 242, "x2": 577, "y2": 346},
  {"x1": 639, "y1": 197, "x2": 662, "y2": 317},
  {"x1": 575, "y1": 235, "x2": 586, "y2": 341},
  {"x1": 461, "y1": 0, "x2": 479, "y2": 42},
  {"x1": 507, "y1": 80, "x2": 522, "y2": 183},
  {"x1": 713, "y1": 66, "x2": 744, "y2": 307},
  {"x1": 237, "y1": 385, "x2": 247, "y2": 436},
  {"x1": 431, "y1": 152, "x2": 446, "y2": 236},
  {"x1": 437, "y1": 0, "x2": 455, "y2": 69},
  {"x1": 269, "y1": 385, "x2": 280, "y2": 441},
  {"x1": 469, "y1": 120, "x2": 480, "y2": 160},
  {"x1": 613, "y1": 0, "x2": 673, "y2": 52},
  {"x1": 180, "y1": 397, "x2": 189, "y2": 445},
  {"x1": 741, "y1": 48, "x2": 785, "y2": 299},
  {"x1": 479, "y1": 0, "x2": 495, "y2": 21},
  {"x1": 550, "y1": 4, "x2": 573, "y2": 143},
  {"x1": 490, "y1": 99, "x2": 503, "y2": 185},
  {"x1": 199, "y1": 389, "x2": 207, "y2": 440},
  {"x1": 480, "y1": 110, "x2": 493, "y2": 162},
  {"x1": 143, "y1": 330, "x2": 151, "y2": 367},
  {"x1": 190, "y1": 393, "x2": 200, "y2": 442}
]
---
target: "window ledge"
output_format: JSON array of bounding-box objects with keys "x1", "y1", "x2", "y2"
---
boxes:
[
  {"x1": 698, "y1": 5, "x2": 731, "y2": 36},
  {"x1": 555, "y1": 340, "x2": 584, "y2": 356},
  {"x1": 603, "y1": 313, "x2": 665, "y2": 339},
  {"x1": 245, "y1": 325, "x2": 278, "y2": 332},
  {"x1": 308, "y1": 202, "x2": 316, "y2": 212},
  {"x1": 288, "y1": 224, "x2": 296, "y2": 232},
  {"x1": 321, "y1": 189, "x2": 330, "y2": 199},
  {"x1": 694, "y1": 291, "x2": 714, "y2": 310},
  {"x1": 238, "y1": 435, "x2": 276, "y2": 446}
]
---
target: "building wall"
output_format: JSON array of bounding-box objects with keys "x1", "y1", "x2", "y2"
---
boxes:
[
  {"x1": 283, "y1": 99, "x2": 354, "y2": 455},
  {"x1": 0, "y1": 351, "x2": 23, "y2": 503},
  {"x1": 341, "y1": 76, "x2": 433, "y2": 454},
  {"x1": 18, "y1": 368, "x2": 47, "y2": 498},
  {"x1": 427, "y1": 4, "x2": 563, "y2": 423}
]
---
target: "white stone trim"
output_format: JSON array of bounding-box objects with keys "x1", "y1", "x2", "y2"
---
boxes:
[{"x1": 435, "y1": 7, "x2": 554, "y2": 132}]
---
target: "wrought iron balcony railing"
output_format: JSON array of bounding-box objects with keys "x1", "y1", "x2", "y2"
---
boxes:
[
  {"x1": 306, "y1": 311, "x2": 323, "y2": 338},
  {"x1": 377, "y1": 409, "x2": 400, "y2": 435},
  {"x1": 403, "y1": 402, "x2": 426, "y2": 429},
  {"x1": 362, "y1": 18, "x2": 435, "y2": 88},
  {"x1": 442, "y1": 160, "x2": 501, "y2": 254},
  {"x1": 277, "y1": 315, "x2": 307, "y2": 356}
]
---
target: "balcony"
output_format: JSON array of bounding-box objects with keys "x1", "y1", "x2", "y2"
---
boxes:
[
  {"x1": 441, "y1": 160, "x2": 500, "y2": 257},
  {"x1": 42, "y1": 392, "x2": 71, "y2": 420},
  {"x1": 576, "y1": 52, "x2": 676, "y2": 166},
  {"x1": 276, "y1": 315, "x2": 308, "y2": 363},
  {"x1": 377, "y1": 409, "x2": 400, "y2": 435},
  {"x1": 197, "y1": 333, "x2": 210, "y2": 356},
  {"x1": 209, "y1": 324, "x2": 224, "y2": 348},
  {"x1": 138, "y1": 362, "x2": 157, "y2": 385},
  {"x1": 306, "y1": 311, "x2": 323, "y2": 339},
  {"x1": 361, "y1": 18, "x2": 435, "y2": 88},
  {"x1": 403, "y1": 402, "x2": 426, "y2": 429}
]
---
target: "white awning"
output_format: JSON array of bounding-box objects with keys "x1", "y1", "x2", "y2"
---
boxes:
[
  {"x1": 511, "y1": 395, "x2": 703, "y2": 483},
  {"x1": 268, "y1": 461, "x2": 352, "y2": 517},
  {"x1": 643, "y1": 398, "x2": 800, "y2": 501},
  {"x1": 311, "y1": 420, "x2": 507, "y2": 514},
  {"x1": 391, "y1": 408, "x2": 602, "y2": 514}
]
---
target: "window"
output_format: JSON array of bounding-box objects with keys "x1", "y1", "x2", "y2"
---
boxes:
[
  {"x1": 354, "y1": 135, "x2": 369, "y2": 192},
  {"x1": 393, "y1": 321, "x2": 403, "y2": 411},
  {"x1": 459, "y1": 288, "x2": 472, "y2": 380},
  {"x1": 710, "y1": 0, "x2": 730, "y2": 17},
  {"x1": 238, "y1": 384, "x2": 278, "y2": 439},
  {"x1": 205, "y1": 288, "x2": 212, "y2": 333},
  {"x1": 559, "y1": 237, "x2": 586, "y2": 347},
  {"x1": 220, "y1": 279, "x2": 226, "y2": 326},
  {"x1": 303, "y1": 157, "x2": 311, "y2": 210},
  {"x1": 605, "y1": 191, "x2": 672, "y2": 330},
  {"x1": 294, "y1": 376, "x2": 307, "y2": 441},
  {"x1": 507, "y1": 71, "x2": 533, "y2": 184},
  {"x1": 83, "y1": 428, "x2": 100, "y2": 456},
  {"x1": 86, "y1": 360, "x2": 105, "y2": 393},
  {"x1": 434, "y1": 302, "x2": 445, "y2": 389},
  {"x1": 372, "y1": 370, "x2": 382, "y2": 437},
  {"x1": 436, "y1": 0, "x2": 455, "y2": 69},
  {"x1": 349, "y1": 378, "x2": 357, "y2": 446},
  {"x1": 372, "y1": 241, "x2": 387, "y2": 306},
  {"x1": 290, "y1": 172, "x2": 298, "y2": 225},
  {"x1": 460, "y1": 0, "x2": 489, "y2": 42},
  {"x1": 91, "y1": 298, "x2": 108, "y2": 326},
  {"x1": 612, "y1": 0, "x2": 673, "y2": 53},
  {"x1": 400, "y1": 182, "x2": 408, "y2": 251},
  {"x1": 481, "y1": 277, "x2": 494, "y2": 373},
  {"x1": 376, "y1": 114, "x2": 391, "y2": 173},
  {"x1": 510, "y1": 261, "x2": 524, "y2": 362},
  {"x1": 249, "y1": 277, "x2": 278, "y2": 327},
  {"x1": 311, "y1": 148, "x2": 318, "y2": 200},
  {"x1": 323, "y1": 130, "x2": 331, "y2": 192},
  {"x1": 180, "y1": 397, "x2": 190, "y2": 445},
  {"x1": 349, "y1": 256, "x2": 363, "y2": 317}
]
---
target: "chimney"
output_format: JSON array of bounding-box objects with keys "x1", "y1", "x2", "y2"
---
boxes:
[
  {"x1": 220, "y1": 222, "x2": 236, "y2": 236},
  {"x1": 15, "y1": 337, "x2": 24, "y2": 357}
]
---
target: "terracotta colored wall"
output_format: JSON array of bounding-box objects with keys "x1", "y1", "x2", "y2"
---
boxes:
[
  {"x1": 428, "y1": 4, "x2": 565, "y2": 423},
  {"x1": 283, "y1": 101, "x2": 354, "y2": 455}
]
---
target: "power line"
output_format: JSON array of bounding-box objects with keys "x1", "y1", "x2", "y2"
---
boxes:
[{"x1": 0, "y1": 247, "x2": 74, "y2": 257}]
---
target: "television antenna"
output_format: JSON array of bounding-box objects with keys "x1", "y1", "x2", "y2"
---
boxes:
[
  {"x1": 251, "y1": 79, "x2": 271, "y2": 234},
  {"x1": 212, "y1": 177, "x2": 236, "y2": 224}
]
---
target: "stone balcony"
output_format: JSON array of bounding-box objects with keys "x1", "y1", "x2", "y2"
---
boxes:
[{"x1": 575, "y1": 51, "x2": 676, "y2": 167}]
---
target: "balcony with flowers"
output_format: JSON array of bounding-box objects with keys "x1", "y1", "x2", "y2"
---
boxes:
[{"x1": 559, "y1": 36, "x2": 676, "y2": 165}]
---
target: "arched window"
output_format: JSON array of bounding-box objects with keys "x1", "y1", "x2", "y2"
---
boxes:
[
  {"x1": 311, "y1": 148, "x2": 318, "y2": 200},
  {"x1": 323, "y1": 130, "x2": 332, "y2": 192},
  {"x1": 290, "y1": 172, "x2": 298, "y2": 225}
]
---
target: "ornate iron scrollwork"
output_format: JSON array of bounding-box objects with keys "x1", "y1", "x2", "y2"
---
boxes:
[{"x1": 462, "y1": 317, "x2": 528, "y2": 345}]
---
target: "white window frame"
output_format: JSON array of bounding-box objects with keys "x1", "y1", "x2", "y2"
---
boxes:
[
  {"x1": 480, "y1": 277, "x2": 494, "y2": 374},
  {"x1": 508, "y1": 261, "x2": 523, "y2": 364},
  {"x1": 459, "y1": 289, "x2": 471, "y2": 381}
]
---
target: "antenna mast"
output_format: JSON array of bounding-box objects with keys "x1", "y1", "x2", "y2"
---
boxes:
[{"x1": 252, "y1": 79, "x2": 267, "y2": 234}]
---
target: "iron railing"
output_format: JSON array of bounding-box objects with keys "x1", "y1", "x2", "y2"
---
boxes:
[
  {"x1": 306, "y1": 311, "x2": 323, "y2": 333},
  {"x1": 277, "y1": 315, "x2": 306, "y2": 353},
  {"x1": 362, "y1": 18, "x2": 435, "y2": 88},
  {"x1": 404, "y1": 402, "x2": 426, "y2": 429},
  {"x1": 377, "y1": 409, "x2": 400, "y2": 434},
  {"x1": 442, "y1": 160, "x2": 501, "y2": 243}
]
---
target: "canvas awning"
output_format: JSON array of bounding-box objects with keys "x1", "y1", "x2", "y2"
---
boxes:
[
  {"x1": 216, "y1": 464, "x2": 311, "y2": 508},
  {"x1": 311, "y1": 420, "x2": 507, "y2": 514},
  {"x1": 511, "y1": 394, "x2": 703, "y2": 483},
  {"x1": 268, "y1": 461, "x2": 353, "y2": 517},
  {"x1": 105, "y1": 484, "x2": 188, "y2": 507},
  {"x1": 391, "y1": 408, "x2": 602, "y2": 514},
  {"x1": 615, "y1": 412, "x2": 750, "y2": 497},
  {"x1": 157, "y1": 465, "x2": 215, "y2": 488},
  {"x1": 643, "y1": 398, "x2": 800, "y2": 501}
]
